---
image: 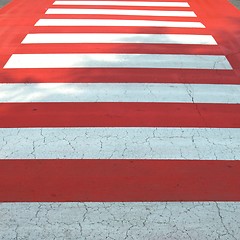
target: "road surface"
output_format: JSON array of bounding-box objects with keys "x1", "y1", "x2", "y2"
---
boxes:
[
  {"x1": 1, "y1": 0, "x2": 240, "y2": 9},
  {"x1": 230, "y1": 0, "x2": 240, "y2": 8},
  {"x1": 0, "y1": 0, "x2": 240, "y2": 239}
]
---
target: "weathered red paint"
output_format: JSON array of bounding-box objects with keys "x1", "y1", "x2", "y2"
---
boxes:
[{"x1": 0, "y1": 160, "x2": 239, "y2": 202}]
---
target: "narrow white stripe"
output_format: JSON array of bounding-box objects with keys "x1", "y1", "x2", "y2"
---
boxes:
[
  {"x1": 35, "y1": 19, "x2": 205, "y2": 28},
  {"x1": 0, "y1": 83, "x2": 239, "y2": 103},
  {"x1": 0, "y1": 202, "x2": 239, "y2": 239},
  {"x1": 22, "y1": 33, "x2": 217, "y2": 45},
  {"x1": 45, "y1": 8, "x2": 196, "y2": 17},
  {"x1": 0, "y1": 127, "x2": 239, "y2": 160},
  {"x1": 4, "y1": 54, "x2": 232, "y2": 69},
  {"x1": 53, "y1": 1, "x2": 190, "y2": 7}
]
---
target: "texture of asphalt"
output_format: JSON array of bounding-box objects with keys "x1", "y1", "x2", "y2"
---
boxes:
[
  {"x1": 0, "y1": 0, "x2": 240, "y2": 9},
  {"x1": 230, "y1": 0, "x2": 240, "y2": 9},
  {"x1": 0, "y1": 0, "x2": 11, "y2": 8}
]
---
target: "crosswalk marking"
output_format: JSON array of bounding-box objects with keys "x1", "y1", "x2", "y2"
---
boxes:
[
  {"x1": 0, "y1": 83, "x2": 239, "y2": 103},
  {"x1": 1, "y1": 103, "x2": 239, "y2": 128},
  {"x1": 22, "y1": 33, "x2": 217, "y2": 45},
  {"x1": 4, "y1": 54, "x2": 231, "y2": 69},
  {"x1": 53, "y1": 1, "x2": 191, "y2": 7},
  {"x1": 1, "y1": 0, "x2": 239, "y2": 204},
  {"x1": 45, "y1": 8, "x2": 197, "y2": 17},
  {"x1": 35, "y1": 19, "x2": 206, "y2": 28},
  {"x1": 1, "y1": 127, "x2": 239, "y2": 160}
]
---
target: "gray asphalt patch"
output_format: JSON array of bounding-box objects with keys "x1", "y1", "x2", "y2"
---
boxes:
[
  {"x1": 229, "y1": 0, "x2": 240, "y2": 9},
  {"x1": 0, "y1": 0, "x2": 11, "y2": 8}
]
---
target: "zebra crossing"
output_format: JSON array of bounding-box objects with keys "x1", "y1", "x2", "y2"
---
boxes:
[
  {"x1": 1, "y1": 0, "x2": 240, "y2": 238},
  {"x1": 0, "y1": 0, "x2": 240, "y2": 201}
]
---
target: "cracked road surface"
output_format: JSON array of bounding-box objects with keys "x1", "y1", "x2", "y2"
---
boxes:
[
  {"x1": 1, "y1": 127, "x2": 240, "y2": 160},
  {"x1": 0, "y1": 0, "x2": 240, "y2": 239},
  {"x1": 0, "y1": 202, "x2": 240, "y2": 240}
]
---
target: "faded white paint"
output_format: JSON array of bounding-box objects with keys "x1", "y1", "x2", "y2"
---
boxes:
[
  {"x1": 0, "y1": 127, "x2": 239, "y2": 160},
  {"x1": 0, "y1": 202, "x2": 239, "y2": 239},
  {"x1": 45, "y1": 8, "x2": 197, "y2": 17},
  {"x1": 35, "y1": 19, "x2": 206, "y2": 28},
  {"x1": 4, "y1": 54, "x2": 231, "y2": 69},
  {"x1": 22, "y1": 33, "x2": 217, "y2": 45},
  {"x1": 0, "y1": 83, "x2": 239, "y2": 103},
  {"x1": 53, "y1": 1, "x2": 190, "y2": 7}
]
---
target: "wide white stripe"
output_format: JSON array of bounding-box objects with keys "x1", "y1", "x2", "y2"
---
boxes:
[
  {"x1": 45, "y1": 8, "x2": 196, "y2": 17},
  {"x1": 22, "y1": 33, "x2": 217, "y2": 45},
  {"x1": 4, "y1": 54, "x2": 232, "y2": 69},
  {"x1": 0, "y1": 83, "x2": 239, "y2": 103},
  {"x1": 35, "y1": 19, "x2": 205, "y2": 28},
  {"x1": 1, "y1": 202, "x2": 239, "y2": 239},
  {"x1": 0, "y1": 127, "x2": 239, "y2": 160},
  {"x1": 53, "y1": 1, "x2": 190, "y2": 7}
]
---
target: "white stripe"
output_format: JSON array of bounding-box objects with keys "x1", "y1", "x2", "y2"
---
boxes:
[
  {"x1": 45, "y1": 8, "x2": 196, "y2": 17},
  {"x1": 35, "y1": 19, "x2": 205, "y2": 28},
  {"x1": 4, "y1": 54, "x2": 232, "y2": 69},
  {"x1": 0, "y1": 83, "x2": 239, "y2": 103},
  {"x1": 0, "y1": 127, "x2": 239, "y2": 160},
  {"x1": 53, "y1": 1, "x2": 190, "y2": 7},
  {"x1": 0, "y1": 202, "x2": 239, "y2": 239},
  {"x1": 22, "y1": 33, "x2": 217, "y2": 45}
]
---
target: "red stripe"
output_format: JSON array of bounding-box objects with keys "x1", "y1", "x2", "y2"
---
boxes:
[
  {"x1": 31, "y1": 26, "x2": 211, "y2": 34},
  {"x1": 1, "y1": 103, "x2": 240, "y2": 128},
  {"x1": 42, "y1": 15, "x2": 199, "y2": 21},
  {"x1": 16, "y1": 44, "x2": 222, "y2": 55},
  {"x1": 0, "y1": 160, "x2": 239, "y2": 201},
  {"x1": 0, "y1": 68, "x2": 238, "y2": 84}
]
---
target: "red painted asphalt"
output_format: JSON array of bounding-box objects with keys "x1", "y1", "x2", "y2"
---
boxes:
[
  {"x1": 1, "y1": 103, "x2": 240, "y2": 128},
  {"x1": 0, "y1": 0, "x2": 240, "y2": 202},
  {"x1": 0, "y1": 160, "x2": 239, "y2": 202}
]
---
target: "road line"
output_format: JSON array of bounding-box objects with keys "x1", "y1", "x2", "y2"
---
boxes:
[
  {"x1": 1, "y1": 103, "x2": 240, "y2": 128},
  {"x1": 53, "y1": 1, "x2": 190, "y2": 7},
  {"x1": 35, "y1": 19, "x2": 205, "y2": 28},
  {"x1": 0, "y1": 127, "x2": 239, "y2": 160},
  {"x1": 0, "y1": 83, "x2": 239, "y2": 103},
  {"x1": 28, "y1": 25, "x2": 210, "y2": 34},
  {"x1": 15, "y1": 44, "x2": 222, "y2": 55},
  {"x1": 1, "y1": 161, "x2": 240, "y2": 200},
  {"x1": 45, "y1": 8, "x2": 196, "y2": 17},
  {"x1": 22, "y1": 33, "x2": 217, "y2": 45},
  {"x1": 4, "y1": 54, "x2": 231, "y2": 69},
  {"x1": 1, "y1": 68, "x2": 236, "y2": 84}
]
